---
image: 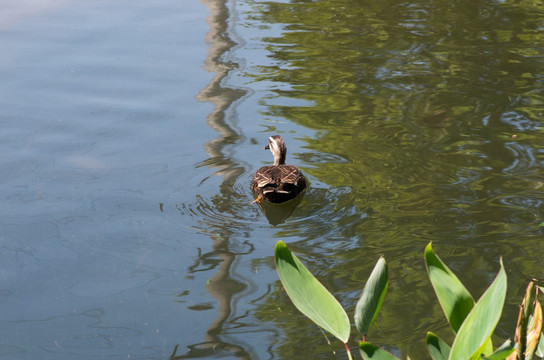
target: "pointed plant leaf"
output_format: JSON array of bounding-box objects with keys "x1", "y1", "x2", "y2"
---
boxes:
[
  {"x1": 484, "y1": 339, "x2": 515, "y2": 360},
  {"x1": 424, "y1": 242, "x2": 475, "y2": 333},
  {"x1": 511, "y1": 282, "x2": 530, "y2": 359},
  {"x1": 274, "y1": 241, "x2": 350, "y2": 343},
  {"x1": 354, "y1": 256, "x2": 388, "y2": 336},
  {"x1": 448, "y1": 259, "x2": 507, "y2": 360},
  {"x1": 525, "y1": 299, "x2": 543, "y2": 359},
  {"x1": 359, "y1": 341, "x2": 401, "y2": 360},
  {"x1": 482, "y1": 331, "x2": 494, "y2": 356},
  {"x1": 535, "y1": 331, "x2": 544, "y2": 357},
  {"x1": 510, "y1": 280, "x2": 542, "y2": 360},
  {"x1": 523, "y1": 281, "x2": 536, "y2": 324},
  {"x1": 426, "y1": 332, "x2": 450, "y2": 360},
  {"x1": 536, "y1": 287, "x2": 544, "y2": 358}
]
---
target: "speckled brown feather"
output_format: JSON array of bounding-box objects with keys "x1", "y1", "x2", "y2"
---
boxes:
[
  {"x1": 251, "y1": 135, "x2": 307, "y2": 203},
  {"x1": 252, "y1": 164, "x2": 306, "y2": 203}
]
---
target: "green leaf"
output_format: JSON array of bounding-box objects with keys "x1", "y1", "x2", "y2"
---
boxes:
[
  {"x1": 523, "y1": 281, "x2": 536, "y2": 323},
  {"x1": 426, "y1": 332, "x2": 450, "y2": 360},
  {"x1": 424, "y1": 242, "x2": 475, "y2": 332},
  {"x1": 354, "y1": 256, "x2": 388, "y2": 336},
  {"x1": 274, "y1": 241, "x2": 350, "y2": 343},
  {"x1": 358, "y1": 342, "x2": 400, "y2": 360},
  {"x1": 448, "y1": 259, "x2": 507, "y2": 360},
  {"x1": 525, "y1": 299, "x2": 542, "y2": 359},
  {"x1": 535, "y1": 332, "x2": 544, "y2": 357},
  {"x1": 484, "y1": 339, "x2": 515, "y2": 360}
]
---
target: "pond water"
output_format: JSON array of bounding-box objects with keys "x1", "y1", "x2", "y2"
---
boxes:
[{"x1": 2, "y1": 0, "x2": 544, "y2": 359}]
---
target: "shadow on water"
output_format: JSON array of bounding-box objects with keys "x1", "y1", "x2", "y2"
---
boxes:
[
  {"x1": 171, "y1": 0, "x2": 252, "y2": 358},
  {"x1": 252, "y1": 191, "x2": 305, "y2": 225}
]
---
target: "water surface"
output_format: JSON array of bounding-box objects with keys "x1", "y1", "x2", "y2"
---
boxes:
[{"x1": 1, "y1": 0, "x2": 544, "y2": 359}]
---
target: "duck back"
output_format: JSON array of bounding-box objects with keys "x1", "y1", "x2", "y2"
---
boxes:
[{"x1": 251, "y1": 164, "x2": 306, "y2": 203}]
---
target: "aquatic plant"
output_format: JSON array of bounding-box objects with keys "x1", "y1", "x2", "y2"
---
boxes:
[{"x1": 274, "y1": 241, "x2": 544, "y2": 359}]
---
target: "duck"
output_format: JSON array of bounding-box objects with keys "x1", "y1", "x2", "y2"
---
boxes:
[{"x1": 251, "y1": 135, "x2": 307, "y2": 203}]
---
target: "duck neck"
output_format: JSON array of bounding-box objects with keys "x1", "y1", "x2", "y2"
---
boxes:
[{"x1": 273, "y1": 152, "x2": 286, "y2": 166}]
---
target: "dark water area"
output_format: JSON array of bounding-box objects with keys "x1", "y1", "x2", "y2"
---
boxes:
[{"x1": 1, "y1": 0, "x2": 544, "y2": 359}]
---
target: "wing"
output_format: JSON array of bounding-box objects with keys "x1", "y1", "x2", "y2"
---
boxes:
[
  {"x1": 278, "y1": 165, "x2": 305, "y2": 187},
  {"x1": 252, "y1": 166, "x2": 277, "y2": 189}
]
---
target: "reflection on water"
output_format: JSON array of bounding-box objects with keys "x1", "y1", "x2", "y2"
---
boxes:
[
  {"x1": 232, "y1": 0, "x2": 544, "y2": 358},
  {"x1": 3, "y1": 0, "x2": 544, "y2": 358},
  {"x1": 172, "y1": 0, "x2": 251, "y2": 358},
  {"x1": 253, "y1": 192, "x2": 304, "y2": 225}
]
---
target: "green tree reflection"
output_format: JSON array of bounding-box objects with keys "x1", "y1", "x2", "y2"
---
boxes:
[{"x1": 246, "y1": 0, "x2": 544, "y2": 357}]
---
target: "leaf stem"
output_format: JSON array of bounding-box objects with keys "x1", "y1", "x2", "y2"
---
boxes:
[{"x1": 344, "y1": 342, "x2": 353, "y2": 360}]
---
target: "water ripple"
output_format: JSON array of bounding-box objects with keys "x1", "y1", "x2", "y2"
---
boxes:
[
  {"x1": 503, "y1": 141, "x2": 542, "y2": 175},
  {"x1": 500, "y1": 110, "x2": 542, "y2": 132},
  {"x1": 177, "y1": 192, "x2": 261, "y2": 237}
]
